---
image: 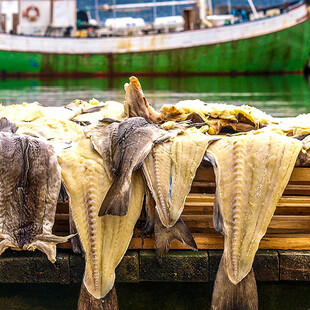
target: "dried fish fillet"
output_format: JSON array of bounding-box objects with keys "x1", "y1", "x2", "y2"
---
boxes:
[
  {"x1": 143, "y1": 128, "x2": 213, "y2": 227},
  {"x1": 0, "y1": 117, "x2": 18, "y2": 133},
  {"x1": 90, "y1": 117, "x2": 171, "y2": 216},
  {"x1": 0, "y1": 132, "x2": 70, "y2": 262},
  {"x1": 0, "y1": 102, "x2": 77, "y2": 122},
  {"x1": 71, "y1": 100, "x2": 125, "y2": 125},
  {"x1": 207, "y1": 132, "x2": 302, "y2": 285},
  {"x1": 16, "y1": 118, "x2": 84, "y2": 142},
  {"x1": 124, "y1": 76, "x2": 161, "y2": 123},
  {"x1": 59, "y1": 137, "x2": 145, "y2": 299},
  {"x1": 160, "y1": 101, "x2": 274, "y2": 134}
]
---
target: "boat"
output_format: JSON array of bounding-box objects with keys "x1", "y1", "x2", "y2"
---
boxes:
[{"x1": 0, "y1": 0, "x2": 309, "y2": 76}]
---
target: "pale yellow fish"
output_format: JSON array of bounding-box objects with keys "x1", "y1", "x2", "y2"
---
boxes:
[
  {"x1": 143, "y1": 128, "x2": 213, "y2": 227},
  {"x1": 207, "y1": 132, "x2": 302, "y2": 285},
  {"x1": 59, "y1": 137, "x2": 145, "y2": 299}
]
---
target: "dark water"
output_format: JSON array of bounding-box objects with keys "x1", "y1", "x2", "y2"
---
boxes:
[
  {"x1": 1, "y1": 75, "x2": 310, "y2": 117},
  {"x1": 1, "y1": 282, "x2": 310, "y2": 310}
]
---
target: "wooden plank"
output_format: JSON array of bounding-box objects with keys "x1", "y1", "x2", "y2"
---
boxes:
[
  {"x1": 180, "y1": 215, "x2": 310, "y2": 234},
  {"x1": 191, "y1": 182, "x2": 310, "y2": 195},
  {"x1": 186, "y1": 194, "x2": 310, "y2": 204},
  {"x1": 125, "y1": 234, "x2": 310, "y2": 250},
  {"x1": 279, "y1": 250, "x2": 310, "y2": 281},
  {"x1": 209, "y1": 250, "x2": 279, "y2": 282},
  {"x1": 57, "y1": 233, "x2": 310, "y2": 250},
  {"x1": 193, "y1": 166, "x2": 310, "y2": 183}
]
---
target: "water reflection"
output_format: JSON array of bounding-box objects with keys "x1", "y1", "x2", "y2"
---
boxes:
[{"x1": 0, "y1": 75, "x2": 309, "y2": 117}]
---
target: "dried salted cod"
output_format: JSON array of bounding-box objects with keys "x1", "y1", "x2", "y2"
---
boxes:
[
  {"x1": 59, "y1": 137, "x2": 145, "y2": 299},
  {"x1": 124, "y1": 76, "x2": 161, "y2": 123},
  {"x1": 142, "y1": 128, "x2": 215, "y2": 256},
  {"x1": 207, "y1": 132, "x2": 302, "y2": 309},
  {"x1": 70, "y1": 100, "x2": 125, "y2": 125},
  {"x1": 16, "y1": 118, "x2": 84, "y2": 142},
  {"x1": 0, "y1": 102, "x2": 78, "y2": 122},
  {"x1": 90, "y1": 117, "x2": 171, "y2": 216},
  {"x1": 207, "y1": 132, "x2": 301, "y2": 284},
  {"x1": 0, "y1": 117, "x2": 18, "y2": 133},
  {"x1": 160, "y1": 101, "x2": 274, "y2": 134},
  {"x1": 143, "y1": 127, "x2": 214, "y2": 227},
  {"x1": 0, "y1": 132, "x2": 70, "y2": 262}
]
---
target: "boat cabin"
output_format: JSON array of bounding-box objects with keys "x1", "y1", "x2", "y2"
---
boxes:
[{"x1": 0, "y1": 0, "x2": 76, "y2": 36}]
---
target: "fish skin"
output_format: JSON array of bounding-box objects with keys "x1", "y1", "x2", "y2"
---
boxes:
[
  {"x1": 211, "y1": 256, "x2": 258, "y2": 310},
  {"x1": 0, "y1": 117, "x2": 18, "y2": 133},
  {"x1": 207, "y1": 132, "x2": 302, "y2": 285},
  {"x1": 143, "y1": 128, "x2": 215, "y2": 228},
  {"x1": 0, "y1": 132, "x2": 70, "y2": 262},
  {"x1": 90, "y1": 117, "x2": 171, "y2": 217},
  {"x1": 124, "y1": 76, "x2": 161, "y2": 123},
  {"x1": 143, "y1": 186, "x2": 197, "y2": 258},
  {"x1": 154, "y1": 210, "x2": 197, "y2": 261},
  {"x1": 59, "y1": 137, "x2": 145, "y2": 299},
  {"x1": 142, "y1": 186, "x2": 156, "y2": 236}
]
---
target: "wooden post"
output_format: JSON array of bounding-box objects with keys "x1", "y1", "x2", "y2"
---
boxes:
[
  {"x1": 50, "y1": 0, "x2": 54, "y2": 26},
  {"x1": 0, "y1": 14, "x2": 5, "y2": 33},
  {"x1": 12, "y1": 14, "x2": 19, "y2": 34},
  {"x1": 78, "y1": 283, "x2": 119, "y2": 310}
]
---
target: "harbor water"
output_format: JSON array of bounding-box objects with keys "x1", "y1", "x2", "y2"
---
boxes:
[{"x1": 1, "y1": 75, "x2": 310, "y2": 117}]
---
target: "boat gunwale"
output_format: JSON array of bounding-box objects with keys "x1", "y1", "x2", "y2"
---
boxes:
[{"x1": 0, "y1": 2, "x2": 308, "y2": 55}]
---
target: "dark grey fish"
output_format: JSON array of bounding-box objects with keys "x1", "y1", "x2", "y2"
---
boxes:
[
  {"x1": 90, "y1": 117, "x2": 172, "y2": 216},
  {"x1": 154, "y1": 207, "x2": 197, "y2": 261},
  {"x1": 0, "y1": 132, "x2": 71, "y2": 262},
  {"x1": 0, "y1": 117, "x2": 18, "y2": 133}
]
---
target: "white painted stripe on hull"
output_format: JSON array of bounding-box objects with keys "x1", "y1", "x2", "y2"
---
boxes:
[{"x1": 0, "y1": 3, "x2": 308, "y2": 54}]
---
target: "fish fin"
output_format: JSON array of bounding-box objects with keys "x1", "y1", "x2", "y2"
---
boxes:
[
  {"x1": 0, "y1": 239, "x2": 12, "y2": 256},
  {"x1": 27, "y1": 240, "x2": 57, "y2": 263},
  {"x1": 155, "y1": 212, "x2": 197, "y2": 261},
  {"x1": 58, "y1": 182, "x2": 69, "y2": 202},
  {"x1": 28, "y1": 234, "x2": 74, "y2": 263},
  {"x1": 98, "y1": 176, "x2": 131, "y2": 216},
  {"x1": 69, "y1": 208, "x2": 83, "y2": 254},
  {"x1": 132, "y1": 145, "x2": 153, "y2": 172},
  {"x1": 204, "y1": 149, "x2": 224, "y2": 234},
  {"x1": 78, "y1": 282, "x2": 118, "y2": 310},
  {"x1": 99, "y1": 118, "x2": 121, "y2": 124},
  {"x1": 203, "y1": 152, "x2": 217, "y2": 167},
  {"x1": 211, "y1": 256, "x2": 258, "y2": 310},
  {"x1": 36, "y1": 233, "x2": 74, "y2": 244},
  {"x1": 213, "y1": 193, "x2": 224, "y2": 234},
  {"x1": 153, "y1": 132, "x2": 173, "y2": 145},
  {"x1": 82, "y1": 105, "x2": 106, "y2": 114},
  {"x1": 142, "y1": 187, "x2": 156, "y2": 236}
]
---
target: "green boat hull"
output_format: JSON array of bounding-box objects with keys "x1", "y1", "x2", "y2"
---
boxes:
[{"x1": 2, "y1": 19, "x2": 310, "y2": 75}]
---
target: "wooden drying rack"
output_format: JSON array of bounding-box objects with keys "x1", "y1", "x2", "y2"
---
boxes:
[{"x1": 55, "y1": 165, "x2": 310, "y2": 251}]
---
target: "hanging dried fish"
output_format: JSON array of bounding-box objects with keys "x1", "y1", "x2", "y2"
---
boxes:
[
  {"x1": 59, "y1": 137, "x2": 145, "y2": 300},
  {"x1": 0, "y1": 132, "x2": 71, "y2": 262},
  {"x1": 90, "y1": 117, "x2": 171, "y2": 216},
  {"x1": 142, "y1": 128, "x2": 215, "y2": 256},
  {"x1": 206, "y1": 132, "x2": 302, "y2": 309}
]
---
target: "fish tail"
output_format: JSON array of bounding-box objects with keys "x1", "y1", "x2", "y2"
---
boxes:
[
  {"x1": 98, "y1": 176, "x2": 131, "y2": 217},
  {"x1": 78, "y1": 282, "x2": 118, "y2": 310},
  {"x1": 211, "y1": 256, "x2": 258, "y2": 310},
  {"x1": 155, "y1": 212, "x2": 197, "y2": 260}
]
